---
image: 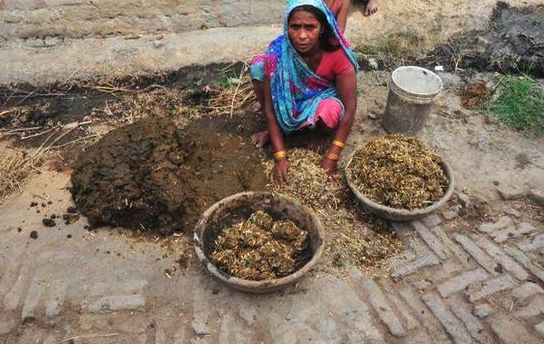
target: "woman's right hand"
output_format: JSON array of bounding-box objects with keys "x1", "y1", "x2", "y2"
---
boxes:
[{"x1": 274, "y1": 159, "x2": 290, "y2": 183}]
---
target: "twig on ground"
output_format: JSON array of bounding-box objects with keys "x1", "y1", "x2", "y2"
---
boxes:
[{"x1": 56, "y1": 333, "x2": 119, "y2": 344}]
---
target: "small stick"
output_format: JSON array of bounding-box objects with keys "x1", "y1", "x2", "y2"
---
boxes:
[
  {"x1": 56, "y1": 333, "x2": 119, "y2": 343},
  {"x1": 229, "y1": 65, "x2": 248, "y2": 117},
  {"x1": 21, "y1": 127, "x2": 57, "y2": 140},
  {"x1": 9, "y1": 126, "x2": 44, "y2": 133}
]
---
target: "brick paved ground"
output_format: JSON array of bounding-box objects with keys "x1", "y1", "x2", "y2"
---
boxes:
[{"x1": 1, "y1": 169, "x2": 544, "y2": 344}]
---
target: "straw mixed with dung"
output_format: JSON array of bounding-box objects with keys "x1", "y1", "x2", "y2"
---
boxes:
[
  {"x1": 211, "y1": 211, "x2": 309, "y2": 280},
  {"x1": 348, "y1": 134, "x2": 449, "y2": 210},
  {"x1": 266, "y1": 149, "x2": 403, "y2": 274}
]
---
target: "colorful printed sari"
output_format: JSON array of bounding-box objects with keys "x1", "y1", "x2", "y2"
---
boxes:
[{"x1": 256, "y1": 0, "x2": 358, "y2": 133}]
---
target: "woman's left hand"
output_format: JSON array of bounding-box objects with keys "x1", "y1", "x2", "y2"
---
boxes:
[{"x1": 320, "y1": 157, "x2": 339, "y2": 181}]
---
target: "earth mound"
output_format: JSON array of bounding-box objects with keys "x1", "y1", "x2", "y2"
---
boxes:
[{"x1": 429, "y1": 2, "x2": 544, "y2": 76}]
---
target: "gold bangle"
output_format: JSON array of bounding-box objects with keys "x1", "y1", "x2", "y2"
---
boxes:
[
  {"x1": 325, "y1": 153, "x2": 340, "y2": 161},
  {"x1": 273, "y1": 150, "x2": 288, "y2": 161},
  {"x1": 332, "y1": 140, "x2": 346, "y2": 149}
]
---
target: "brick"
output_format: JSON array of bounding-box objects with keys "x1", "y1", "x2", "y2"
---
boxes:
[
  {"x1": 45, "y1": 281, "x2": 67, "y2": 317},
  {"x1": 513, "y1": 296, "x2": 544, "y2": 319},
  {"x1": 536, "y1": 322, "x2": 544, "y2": 339},
  {"x1": 511, "y1": 282, "x2": 544, "y2": 301},
  {"x1": 505, "y1": 246, "x2": 544, "y2": 283},
  {"x1": 442, "y1": 210, "x2": 459, "y2": 221},
  {"x1": 3, "y1": 264, "x2": 31, "y2": 311},
  {"x1": 429, "y1": 226, "x2": 470, "y2": 266},
  {"x1": 399, "y1": 288, "x2": 453, "y2": 344},
  {"x1": 422, "y1": 214, "x2": 442, "y2": 228},
  {"x1": 404, "y1": 332, "x2": 432, "y2": 344},
  {"x1": 21, "y1": 276, "x2": 43, "y2": 321},
  {"x1": 490, "y1": 314, "x2": 540, "y2": 344},
  {"x1": 475, "y1": 236, "x2": 528, "y2": 281},
  {"x1": 88, "y1": 294, "x2": 145, "y2": 313},
  {"x1": 388, "y1": 249, "x2": 417, "y2": 271},
  {"x1": 0, "y1": 313, "x2": 18, "y2": 335},
  {"x1": 455, "y1": 234, "x2": 500, "y2": 275},
  {"x1": 386, "y1": 292, "x2": 419, "y2": 331},
  {"x1": 490, "y1": 222, "x2": 535, "y2": 244},
  {"x1": 238, "y1": 304, "x2": 257, "y2": 326},
  {"x1": 446, "y1": 295, "x2": 485, "y2": 342},
  {"x1": 192, "y1": 316, "x2": 210, "y2": 336},
  {"x1": 361, "y1": 278, "x2": 405, "y2": 337},
  {"x1": 391, "y1": 252, "x2": 440, "y2": 278},
  {"x1": 473, "y1": 303, "x2": 494, "y2": 318},
  {"x1": 478, "y1": 216, "x2": 513, "y2": 233},
  {"x1": 422, "y1": 293, "x2": 476, "y2": 344},
  {"x1": 413, "y1": 221, "x2": 449, "y2": 259},
  {"x1": 517, "y1": 233, "x2": 544, "y2": 252},
  {"x1": 465, "y1": 274, "x2": 516, "y2": 303},
  {"x1": 437, "y1": 268, "x2": 489, "y2": 298}
]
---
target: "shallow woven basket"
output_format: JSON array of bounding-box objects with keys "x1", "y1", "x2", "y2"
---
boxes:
[
  {"x1": 193, "y1": 191, "x2": 325, "y2": 294},
  {"x1": 345, "y1": 151, "x2": 455, "y2": 222}
]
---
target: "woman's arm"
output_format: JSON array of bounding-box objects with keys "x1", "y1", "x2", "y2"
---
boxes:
[
  {"x1": 336, "y1": 0, "x2": 351, "y2": 32},
  {"x1": 263, "y1": 75, "x2": 290, "y2": 182},
  {"x1": 321, "y1": 70, "x2": 357, "y2": 175}
]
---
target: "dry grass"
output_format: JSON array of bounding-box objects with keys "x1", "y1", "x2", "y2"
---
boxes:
[
  {"x1": 0, "y1": 149, "x2": 43, "y2": 203},
  {"x1": 265, "y1": 149, "x2": 403, "y2": 275},
  {"x1": 0, "y1": 127, "x2": 101, "y2": 204},
  {"x1": 348, "y1": 134, "x2": 449, "y2": 210}
]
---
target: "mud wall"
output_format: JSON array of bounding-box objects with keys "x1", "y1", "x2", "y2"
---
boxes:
[
  {"x1": 1, "y1": 0, "x2": 543, "y2": 48},
  {"x1": 0, "y1": 0, "x2": 284, "y2": 42}
]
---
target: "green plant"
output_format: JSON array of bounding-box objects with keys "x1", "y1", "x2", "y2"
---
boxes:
[{"x1": 484, "y1": 75, "x2": 544, "y2": 137}]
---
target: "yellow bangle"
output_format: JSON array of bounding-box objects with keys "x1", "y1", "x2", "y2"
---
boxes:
[
  {"x1": 332, "y1": 140, "x2": 346, "y2": 149},
  {"x1": 325, "y1": 153, "x2": 340, "y2": 161},
  {"x1": 273, "y1": 150, "x2": 288, "y2": 161}
]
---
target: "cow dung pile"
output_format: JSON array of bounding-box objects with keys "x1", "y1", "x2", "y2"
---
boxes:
[{"x1": 71, "y1": 117, "x2": 194, "y2": 235}]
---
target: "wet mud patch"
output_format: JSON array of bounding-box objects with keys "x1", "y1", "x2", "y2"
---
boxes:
[
  {"x1": 71, "y1": 113, "x2": 268, "y2": 235},
  {"x1": 428, "y1": 2, "x2": 544, "y2": 76},
  {"x1": 180, "y1": 114, "x2": 269, "y2": 229}
]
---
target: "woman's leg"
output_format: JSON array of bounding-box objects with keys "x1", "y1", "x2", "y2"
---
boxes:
[{"x1": 314, "y1": 98, "x2": 343, "y2": 130}]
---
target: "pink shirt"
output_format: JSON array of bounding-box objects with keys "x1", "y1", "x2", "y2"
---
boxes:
[{"x1": 314, "y1": 48, "x2": 355, "y2": 81}]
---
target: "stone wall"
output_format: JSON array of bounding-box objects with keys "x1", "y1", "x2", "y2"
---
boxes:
[{"x1": 0, "y1": 0, "x2": 284, "y2": 41}]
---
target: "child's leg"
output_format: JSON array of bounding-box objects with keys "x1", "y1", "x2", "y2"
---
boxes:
[{"x1": 364, "y1": 0, "x2": 378, "y2": 16}]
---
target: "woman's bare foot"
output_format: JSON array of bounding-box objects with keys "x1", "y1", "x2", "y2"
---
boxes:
[
  {"x1": 364, "y1": 0, "x2": 378, "y2": 16},
  {"x1": 249, "y1": 101, "x2": 261, "y2": 113},
  {"x1": 250, "y1": 130, "x2": 269, "y2": 148}
]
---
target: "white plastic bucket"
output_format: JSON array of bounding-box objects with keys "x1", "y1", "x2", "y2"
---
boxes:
[{"x1": 382, "y1": 66, "x2": 443, "y2": 135}]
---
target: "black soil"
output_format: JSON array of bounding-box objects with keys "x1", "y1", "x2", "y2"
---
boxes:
[
  {"x1": 428, "y1": 2, "x2": 544, "y2": 76},
  {"x1": 71, "y1": 117, "x2": 194, "y2": 235}
]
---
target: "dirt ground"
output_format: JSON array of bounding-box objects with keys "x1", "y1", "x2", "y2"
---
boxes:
[{"x1": 1, "y1": 2, "x2": 544, "y2": 343}]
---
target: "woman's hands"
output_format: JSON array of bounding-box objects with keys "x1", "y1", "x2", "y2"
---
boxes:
[
  {"x1": 274, "y1": 159, "x2": 291, "y2": 183},
  {"x1": 320, "y1": 156, "x2": 338, "y2": 180}
]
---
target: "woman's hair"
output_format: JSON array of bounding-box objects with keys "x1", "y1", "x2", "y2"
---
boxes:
[{"x1": 288, "y1": 5, "x2": 340, "y2": 52}]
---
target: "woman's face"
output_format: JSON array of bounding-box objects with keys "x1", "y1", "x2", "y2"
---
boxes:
[{"x1": 288, "y1": 10, "x2": 322, "y2": 54}]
